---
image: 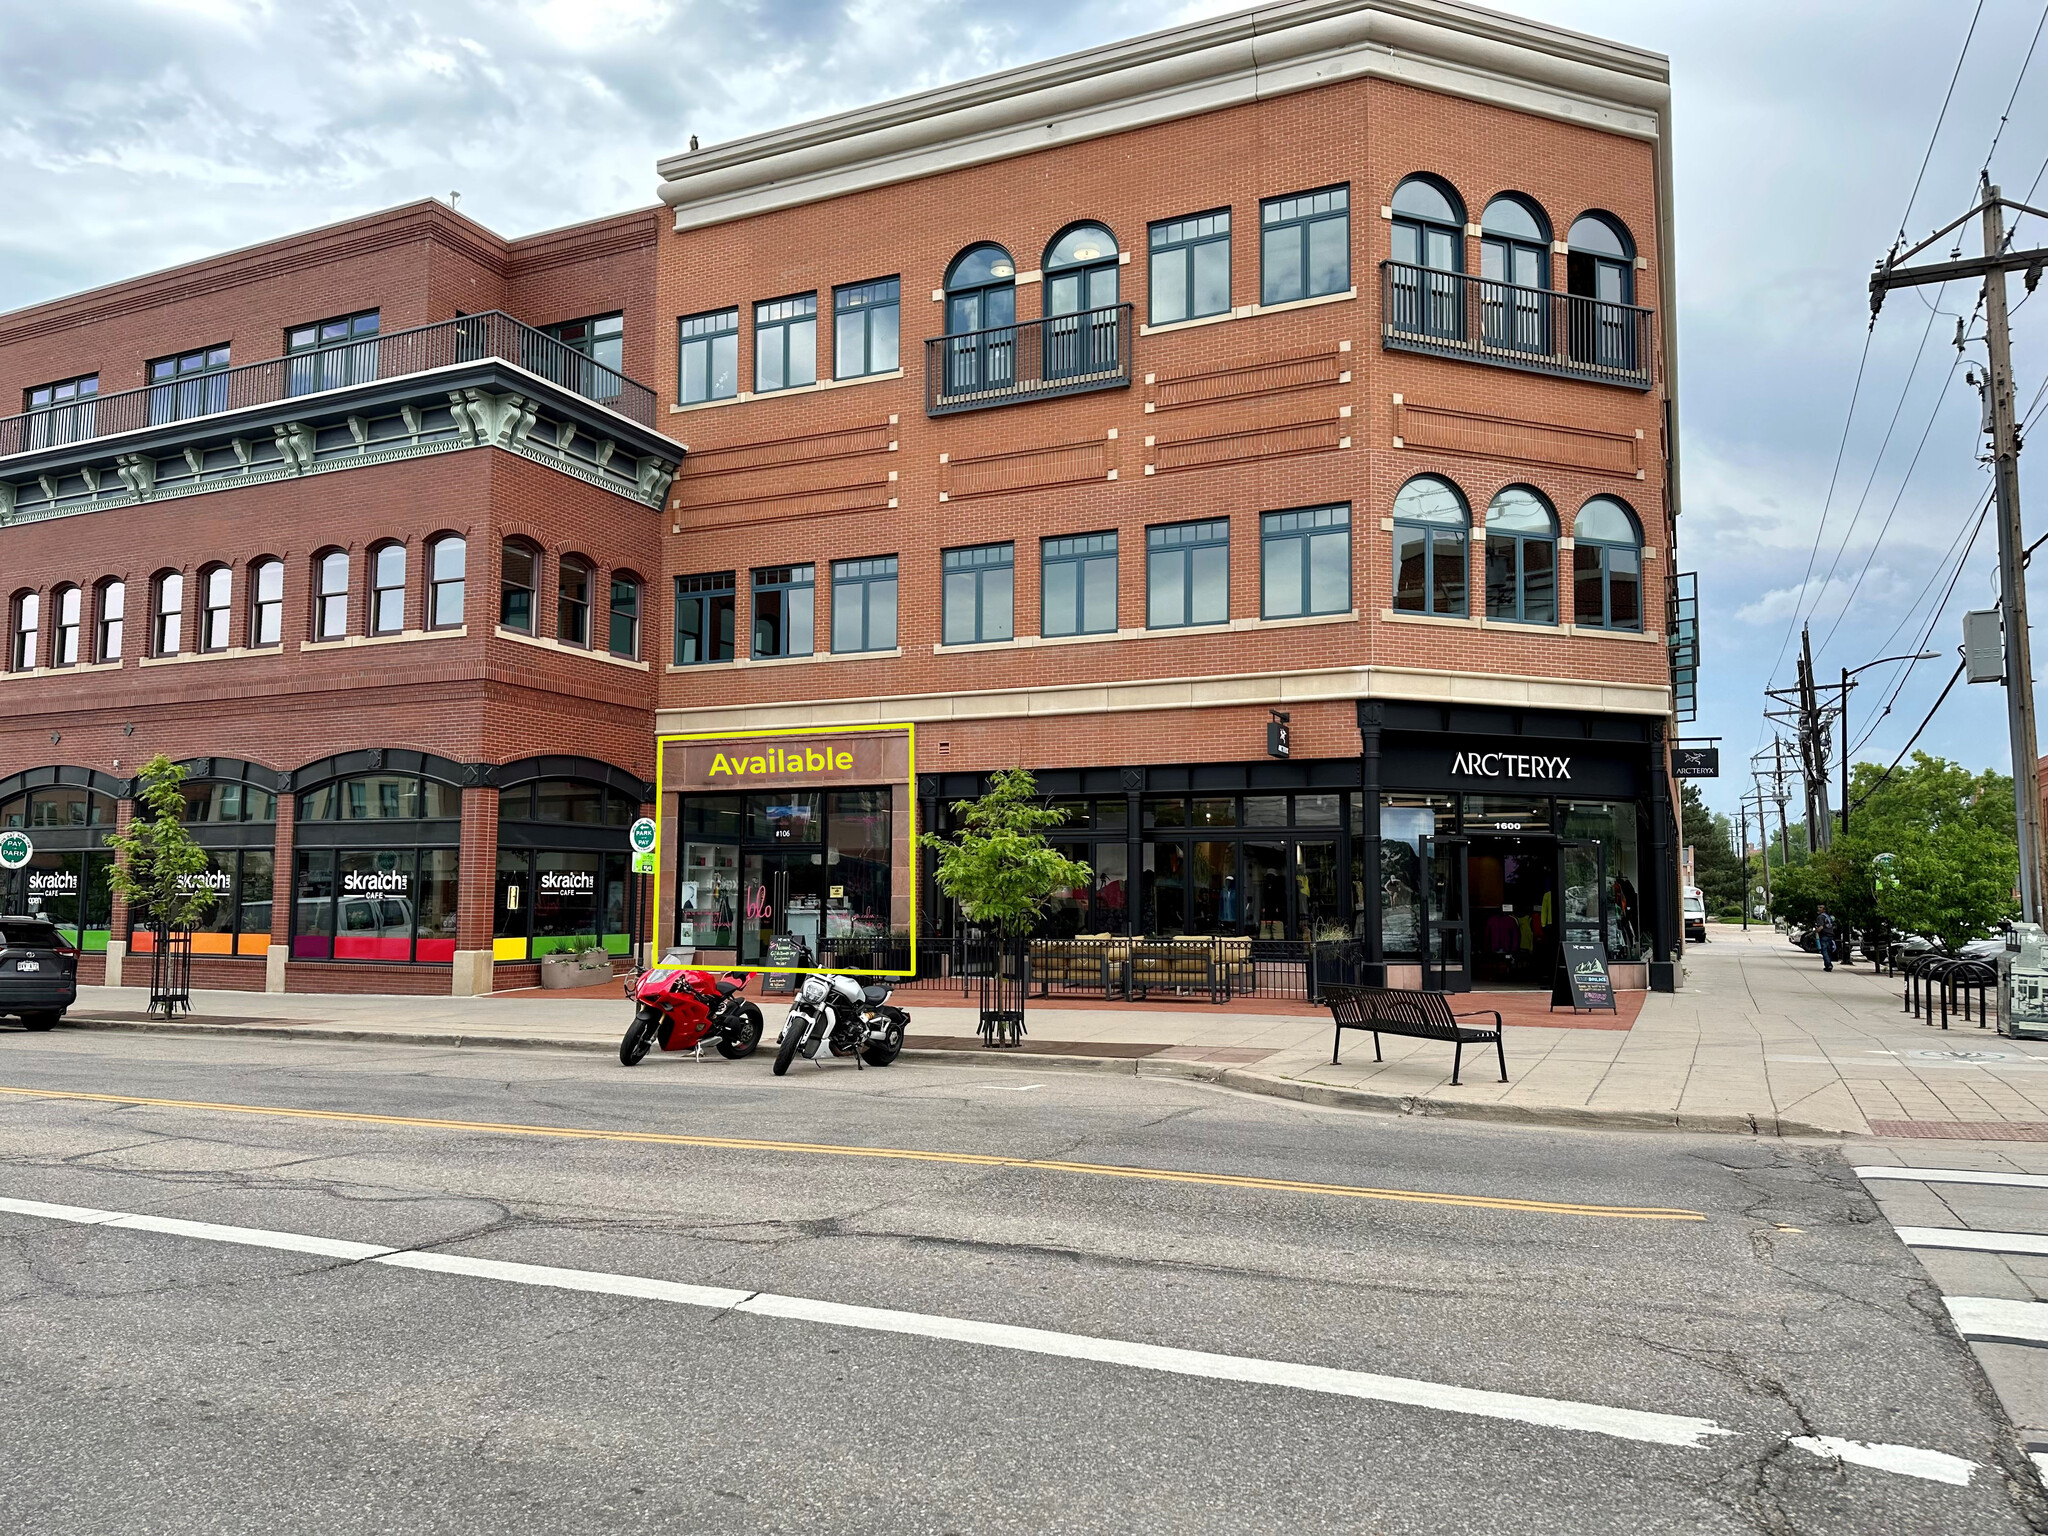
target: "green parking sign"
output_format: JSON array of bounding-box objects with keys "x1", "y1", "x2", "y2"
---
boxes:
[
  {"x1": 0, "y1": 831, "x2": 31, "y2": 870},
  {"x1": 629, "y1": 817, "x2": 657, "y2": 874}
]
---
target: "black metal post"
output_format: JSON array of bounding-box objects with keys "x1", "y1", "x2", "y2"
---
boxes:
[{"x1": 1358, "y1": 702, "x2": 1386, "y2": 986}]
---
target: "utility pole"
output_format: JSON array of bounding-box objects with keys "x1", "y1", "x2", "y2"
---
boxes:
[
  {"x1": 1871, "y1": 178, "x2": 2048, "y2": 922},
  {"x1": 1765, "y1": 642, "x2": 1834, "y2": 854}
]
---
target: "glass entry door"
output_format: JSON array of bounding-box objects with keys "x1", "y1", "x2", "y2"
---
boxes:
[
  {"x1": 741, "y1": 851, "x2": 824, "y2": 964},
  {"x1": 1419, "y1": 835, "x2": 1470, "y2": 992},
  {"x1": 1558, "y1": 839, "x2": 1608, "y2": 956}
]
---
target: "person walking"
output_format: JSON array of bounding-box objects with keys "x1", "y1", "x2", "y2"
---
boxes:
[{"x1": 1815, "y1": 906, "x2": 1839, "y2": 972}]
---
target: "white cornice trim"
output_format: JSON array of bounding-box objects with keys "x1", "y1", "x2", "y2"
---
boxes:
[
  {"x1": 655, "y1": 663, "x2": 1672, "y2": 735},
  {"x1": 658, "y1": 0, "x2": 1669, "y2": 232}
]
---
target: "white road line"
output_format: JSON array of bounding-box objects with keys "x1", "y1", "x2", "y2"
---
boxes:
[
  {"x1": 1856, "y1": 1166, "x2": 2048, "y2": 1190},
  {"x1": 1898, "y1": 1226, "x2": 2048, "y2": 1257},
  {"x1": 1944, "y1": 1296, "x2": 2048, "y2": 1347},
  {"x1": 1789, "y1": 1436, "x2": 1979, "y2": 1487},
  {"x1": 0, "y1": 1193, "x2": 1986, "y2": 1482}
]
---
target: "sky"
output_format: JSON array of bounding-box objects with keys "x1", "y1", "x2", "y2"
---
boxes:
[{"x1": 2, "y1": 0, "x2": 2045, "y2": 826}]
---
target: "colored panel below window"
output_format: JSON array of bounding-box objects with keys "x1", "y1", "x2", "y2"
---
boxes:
[
  {"x1": 414, "y1": 938, "x2": 456, "y2": 963},
  {"x1": 292, "y1": 936, "x2": 333, "y2": 959},
  {"x1": 80, "y1": 930, "x2": 109, "y2": 953},
  {"x1": 493, "y1": 937, "x2": 529, "y2": 962},
  {"x1": 334, "y1": 935, "x2": 411, "y2": 961},
  {"x1": 237, "y1": 933, "x2": 271, "y2": 957},
  {"x1": 602, "y1": 933, "x2": 630, "y2": 955},
  {"x1": 130, "y1": 929, "x2": 157, "y2": 954},
  {"x1": 190, "y1": 932, "x2": 236, "y2": 956}
]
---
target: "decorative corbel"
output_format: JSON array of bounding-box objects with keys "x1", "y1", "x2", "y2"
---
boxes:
[
  {"x1": 182, "y1": 446, "x2": 205, "y2": 479},
  {"x1": 77, "y1": 463, "x2": 100, "y2": 495},
  {"x1": 635, "y1": 456, "x2": 675, "y2": 507},
  {"x1": 231, "y1": 437, "x2": 254, "y2": 469},
  {"x1": 592, "y1": 438, "x2": 615, "y2": 471},
  {"x1": 347, "y1": 415, "x2": 371, "y2": 452},
  {"x1": 273, "y1": 422, "x2": 316, "y2": 473},
  {"x1": 401, "y1": 404, "x2": 424, "y2": 443},
  {"x1": 115, "y1": 453, "x2": 156, "y2": 499},
  {"x1": 0, "y1": 481, "x2": 15, "y2": 524}
]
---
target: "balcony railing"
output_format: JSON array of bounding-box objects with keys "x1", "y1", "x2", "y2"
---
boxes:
[
  {"x1": 924, "y1": 303, "x2": 1133, "y2": 416},
  {"x1": 1379, "y1": 261, "x2": 1654, "y2": 390},
  {"x1": 0, "y1": 310, "x2": 655, "y2": 459}
]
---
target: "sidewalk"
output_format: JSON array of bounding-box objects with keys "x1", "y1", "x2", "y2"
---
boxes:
[{"x1": 40, "y1": 925, "x2": 2048, "y2": 1138}]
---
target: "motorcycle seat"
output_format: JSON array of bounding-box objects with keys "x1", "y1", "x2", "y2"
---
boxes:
[
  {"x1": 860, "y1": 983, "x2": 892, "y2": 1005},
  {"x1": 714, "y1": 975, "x2": 744, "y2": 996}
]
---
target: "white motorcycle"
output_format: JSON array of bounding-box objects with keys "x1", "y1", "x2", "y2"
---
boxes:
[{"x1": 772, "y1": 972, "x2": 909, "y2": 1076}]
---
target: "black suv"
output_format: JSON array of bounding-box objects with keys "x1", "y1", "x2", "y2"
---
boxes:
[{"x1": 0, "y1": 916, "x2": 78, "y2": 1030}]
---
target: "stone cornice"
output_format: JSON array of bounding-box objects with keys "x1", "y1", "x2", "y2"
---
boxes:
[{"x1": 657, "y1": 0, "x2": 1669, "y2": 230}]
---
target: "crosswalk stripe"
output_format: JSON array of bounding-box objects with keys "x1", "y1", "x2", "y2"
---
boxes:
[
  {"x1": 1855, "y1": 1166, "x2": 2048, "y2": 1190},
  {"x1": 1897, "y1": 1226, "x2": 2048, "y2": 1257},
  {"x1": 1943, "y1": 1296, "x2": 2048, "y2": 1347}
]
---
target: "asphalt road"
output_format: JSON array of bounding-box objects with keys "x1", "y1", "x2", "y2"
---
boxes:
[{"x1": 0, "y1": 1026, "x2": 2042, "y2": 1536}]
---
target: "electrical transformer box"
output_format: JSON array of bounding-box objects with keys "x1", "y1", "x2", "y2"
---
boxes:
[{"x1": 1997, "y1": 922, "x2": 2048, "y2": 1039}]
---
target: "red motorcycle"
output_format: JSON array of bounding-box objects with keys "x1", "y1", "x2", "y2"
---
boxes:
[{"x1": 619, "y1": 955, "x2": 764, "y2": 1066}]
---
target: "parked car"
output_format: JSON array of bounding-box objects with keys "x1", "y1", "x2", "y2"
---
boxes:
[
  {"x1": 0, "y1": 915, "x2": 79, "y2": 1030},
  {"x1": 1682, "y1": 886, "x2": 1707, "y2": 943}
]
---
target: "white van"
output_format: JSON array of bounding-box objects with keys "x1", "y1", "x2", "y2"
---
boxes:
[{"x1": 1682, "y1": 886, "x2": 1707, "y2": 942}]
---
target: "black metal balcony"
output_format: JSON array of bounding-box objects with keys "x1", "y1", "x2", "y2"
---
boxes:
[
  {"x1": 1379, "y1": 261, "x2": 1653, "y2": 390},
  {"x1": 924, "y1": 303, "x2": 1133, "y2": 417},
  {"x1": 0, "y1": 310, "x2": 655, "y2": 460}
]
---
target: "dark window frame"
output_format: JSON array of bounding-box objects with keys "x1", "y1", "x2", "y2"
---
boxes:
[
  {"x1": 608, "y1": 572, "x2": 641, "y2": 660},
  {"x1": 51, "y1": 584, "x2": 81, "y2": 668},
  {"x1": 751, "y1": 564, "x2": 815, "y2": 659},
  {"x1": 753, "y1": 293, "x2": 818, "y2": 394},
  {"x1": 314, "y1": 548, "x2": 350, "y2": 641},
  {"x1": 248, "y1": 559, "x2": 284, "y2": 648},
  {"x1": 1260, "y1": 184, "x2": 1351, "y2": 306},
  {"x1": 499, "y1": 540, "x2": 538, "y2": 634},
  {"x1": 832, "y1": 277, "x2": 901, "y2": 379},
  {"x1": 1041, "y1": 532, "x2": 1118, "y2": 638},
  {"x1": 1572, "y1": 496, "x2": 1644, "y2": 632},
  {"x1": 95, "y1": 579, "x2": 124, "y2": 663},
  {"x1": 831, "y1": 555, "x2": 899, "y2": 654},
  {"x1": 428, "y1": 536, "x2": 466, "y2": 630},
  {"x1": 942, "y1": 543, "x2": 1015, "y2": 646},
  {"x1": 674, "y1": 571, "x2": 736, "y2": 666},
  {"x1": 1148, "y1": 209, "x2": 1232, "y2": 326},
  {"x1": 152, "y1": 570, "x2": 183, "y2": 657},
  {"x1": 1260, "y1": 505, "x2": 1351, "y2": 620},
  {"x1": 1484, "y1": 486, "x2": 1559, "y2": 626},
  {"x1": 1146, "y1": 519, "x2": 1232, "y2": 631},
  {"x1": 678, "y1": 307, "x2": 740, "y2": 405},
  {"x1": 11, "y1": 591, "x2": 38, "y2": 672},
  {"x1": 557, "y1": 555, "x2": 592, "y2": 647},
  {"x1": 25, "y1": 373, "x2": 98, "y2": 412},
  {"x1": 1391, "y1": 475, "x2": 1470, "y2": 619},
  {"x1": 198, "y1": 564, "x2": 233, "y2": 652},
  {"x1": 370, "y1": 542, "x2": 407, "y2": 635}
]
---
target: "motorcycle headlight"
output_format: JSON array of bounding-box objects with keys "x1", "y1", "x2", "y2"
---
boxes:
[{"x1": 800, "y1": 976, "x2": 828, "y2": 1002}]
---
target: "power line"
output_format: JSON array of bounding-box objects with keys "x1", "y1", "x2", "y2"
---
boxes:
[
  {"x1": 1850, "y1": 492, "x2": 1993, "y2": 756},
  {"x1": 1853, "y1": 660, "x2": 1968, "y2": 808},
  {"x1": 1895, "y1": 0, "x2": 1985, "y2": 250},
  {"x1": 1984, "y1": 0, "x2": 2048, "y2": 176}
]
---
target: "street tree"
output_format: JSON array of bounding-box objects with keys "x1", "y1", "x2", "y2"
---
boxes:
[
  {"x1": 1680, "y1": 783, "x2": 1746, "y2": 915},
  {"x1": 919, "y1": 768, "x2": 1092, "y2": 938},
  {"x1": 105, "y1": 755, "x2": 216, "y2": 934}
]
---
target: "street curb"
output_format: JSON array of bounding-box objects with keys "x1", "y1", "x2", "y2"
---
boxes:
[{"x1": 50, "y1": 1015, "x2": 1854, "y2": 1136}]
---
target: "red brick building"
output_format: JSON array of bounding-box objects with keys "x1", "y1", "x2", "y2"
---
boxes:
[
  {"x1": 1, "y1": 0, "x2": 1689, "y2": 995},
  {"x1": 649, "y1": 0, "x2": 1687, "y2": 990}
]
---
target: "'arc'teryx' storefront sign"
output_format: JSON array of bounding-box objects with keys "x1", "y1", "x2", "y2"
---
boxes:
[{"x1": 1450, "y1": 752, "x2": 1574, "y2": 781}]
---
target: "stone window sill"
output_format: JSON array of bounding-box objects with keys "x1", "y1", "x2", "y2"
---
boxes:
[
  {"x1": 4, "y1": 658, "x2": 125, "y2": 679},
  {"x1": 1138, "y1": 286, "x2": 1357, "y2": 337},
  {"x1": 300, "y1": 627, "x2": 467, "y2": 654},
  {"x1": 733, "y1": 647, "x2": 905, "y2": 669},
  {"x1": 494, "y1": 627, "x2": 649, "y2": 670},
  {"x1": 669, "y1": 368, "x2": 905, "y2": 415}
]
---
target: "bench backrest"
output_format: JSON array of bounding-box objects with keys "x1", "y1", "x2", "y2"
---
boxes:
[{"x1": 1321, "y1": 984, "x2": 1466, "y2": 1042}]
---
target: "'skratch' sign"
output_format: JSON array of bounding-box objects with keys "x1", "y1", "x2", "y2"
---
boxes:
[
  {"x1": 342, "y1": 870, "x2": 410, "y2": 895},
  {"x1": 1451, "y1": 751, "x2": 1573, "y2": 782},
  {"x1": 707, "y1": 745, "x2": 855, "y2": 780}
]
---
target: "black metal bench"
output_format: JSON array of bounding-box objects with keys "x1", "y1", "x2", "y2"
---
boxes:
[{"x1": 1320, "y1": 984, "x2": 1507, "y2": 1087}]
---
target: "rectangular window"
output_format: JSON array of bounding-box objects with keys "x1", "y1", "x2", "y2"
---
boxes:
[
  {"x1": 545, "y1": 312, "x2": 623, "y2": 374},
  {"x1": 754, "y1": 294, "x2": 818, "y2": 393},
  {"x1": 942, "y1": 543, "x2": 1014, "y2": 646},
  {"x1": 674, "y1": 572, "x2": 735, "y2": 665},
  {"x1": 54, "y1": 587, "x2": 80, "y2": 666},
  {"x1": 1261, "y1": 185, "x2": 1350, "y2": 306},
  {"x1": 558, "y1": 559, "x2": 591, "y2": 646},
  {"x1": 833, "y1": 278, "x2": 901, "y2": 379},
  {"x1": 249, "y1": 562, "x2": 283, "y2": 646},
  {"x1": 1148, "y1": 210, "x2": 1231, "y2": 325},
  {"x1": 500, "y1": 543, "x2": 537, "y2": 632},
  {"x1": 96, "y1": 582, "x2": 124, "y2": 662},
  {"x1": 286, "y1": 309, "x2": 379, "y2": 395},
  {"x1": 608, "y1": 576, "x2": 640, "y2": 659},
  {"x1": 679, "y1": 308, "x2": 740, "y2": 404},
  {"x1": 147, "y1": 344, "x2": 231, "y2": 424},
  {"x1": 24, "y1": 373, "x2": 98, "y2": 450},
  {"x1": 1042, "y1": 532, "x2": 1117, "y2": 637},
  {"x1": 201, "y1": 567, "x2": 232, "y2": 651},
  {"x1": 1261, "y1": 505, "x2": 1351, "y2": 619},
  {"x1": 831, "y1": 556, "x2": 898, "y2": 653},
  {"x1": 371, "y1": 544, "x2": 406, "y2": 635},
  {"x1": 1147, "y1": 519, "x2": 1231, "y2": 629},
  {"x1": 12, "y1": 593, "x2": 37, "y2": 672},
  {"x1": 751, "y1": 565, "x2": 814, "y2": 658}
]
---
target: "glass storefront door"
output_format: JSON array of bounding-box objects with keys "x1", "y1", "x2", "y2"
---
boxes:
[
  {"x1": 1559, "y1": 839, "x2": 1608, "y2": 955},
  {"x1": 679, "y1": 841, "x2": 739, "y2": 949},
  {"x1": 742, "y1": 850, "x2": 825, "y2": 963},
  {"x1": 1419, "y1": 834, "x2": 1470, "y2": 991}
]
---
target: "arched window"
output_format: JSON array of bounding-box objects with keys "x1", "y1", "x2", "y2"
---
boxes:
[
  {"x1": 558, "y1": 555, "x2": 591, "y2": 646},
  {"x1": 95, "y1": 579, "x2": 124, "y2": 663},
  {"x1": 152, "y1": 571, "x2": 183, "y2": 656},
  {"x1": 1390, "y1": 176, "x2": 1465, "y2": 339},
  {"x1": 429, "y1": 536, "x2": 466, "y2": 628},
  {"x1": 1391, "y1": 475, "x2": 1469, "y2": 617},
  {"x1": 608, "y1": 571, "x2": 641, "y2": 659},
  {"x1": 248, "y1": 559, "x2": 283, "y2": 647},
  {"x1": 1044, "y1": 223, "x2": 1121, "y2": 379},
  {"x1": 1481, "y1": 195, "x2": 1550, "y2": 352},
  {"x1": 11, "y1": 591, "x2": 39, "y2": 671},
  {"x1": 500, "y1": 539, "x2": 538, "y2": 633},
  {"x1": 1573, "y1": 496, "x2": 1643, "y2": 631},
  {"x1": 1568, "y1": 212, "x2": 1636, "y2": 370},
  {"x1": 942, "y1": 244, "x2": 1017, "y2": 395},
  {"x1": 292, "y1": 751, "x2": 464, "y2": 965},
  {"x1": 314, "y1": 549, "x2": 350, "y2": 641},
  {"x1": 1483, "y1": 486, "x2": 1558, "y2": 625},
  {"x1": 52, "y1": 585, "x2": 81, "y2": 667},
  {"x1": 0, "y1": 768, "x2": 122, "y2": 955},
  {"x1": 370, "y1": 543, "x2": 407, "y2": 635},
  {"x1": 199, "y1": 565, "x2": 232, "y2": 651}
]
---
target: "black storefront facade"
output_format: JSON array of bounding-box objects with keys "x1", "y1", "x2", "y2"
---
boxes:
[{"x1": 916, "y1": 699, "x2": 1678, "y2": 993}]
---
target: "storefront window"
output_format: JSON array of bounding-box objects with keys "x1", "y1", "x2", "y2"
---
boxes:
[
  {"x1": 137, "y1": 848, "x2": 272, "y2": 957},
  {"x1": 825, "y1": 790, "x2": 892, "y2": 952},
  {"x1": 293, "y1": 761, "x2": 462, "y2": 963},
  {"x1": 495, "y1": 775, "x2": 645, "y2": 960},
  {"x1": 1380, "y1": 794, "x2": 1456, "y2": 959},
  {"x1": 298, "y1": 774, "x2": 457, "y2": 821},
  {"x1": 1560, "y1": 800, "x2": 1647, "y2": 960},
  {"x1": 747, "y1": 792, "x2": 822, "y2": 842},
  {"x1": 680, "y1": 841, "x2": 738, "y2": 949},
  {"x1": 14, "y1": 851, "x2": 113, "y2": 953},
  {"x1": 1462, "y1": 795, "x2": 1550, "y2": 832}
]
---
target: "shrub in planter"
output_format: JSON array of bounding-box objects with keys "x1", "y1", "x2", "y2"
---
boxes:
[{"x1": 540, "y1": 953, "x2": 586, "y2": 990}]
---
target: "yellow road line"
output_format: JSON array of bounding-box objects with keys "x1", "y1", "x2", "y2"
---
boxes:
[{"x1": 0, "y1": 1084, "x2": 1706, "y2": 1221}]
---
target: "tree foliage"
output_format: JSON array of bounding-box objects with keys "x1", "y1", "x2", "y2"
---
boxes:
[
  {"x1": 918, "y1": 768, "x2": 1092, "y2": 939},
  {"x1": 1764, "y1": 753, "x2": 2018, "y2": 950},
  {"x1": 105, "y1": 755, "x2": 215, "y2": 931},
  {"x1": 1680, "y1": 783, "x2": 1747, "y2": 915}
]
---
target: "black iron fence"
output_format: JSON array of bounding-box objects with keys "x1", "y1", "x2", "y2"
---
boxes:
[
  {"x1": 1379, "y1": 261, "x2": 1653, "y2": 389},
  {"x1": 888, "y1": 933, "x2": 1369, "y2": 1005},
  {"x1": 0, "y1": 311, "x2": 655, "y2": 459},
  {"x1": 924, "y1": 303, "x2": 1133, "y2": 416}
]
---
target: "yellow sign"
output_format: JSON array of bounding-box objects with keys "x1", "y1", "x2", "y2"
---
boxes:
[{"x1": 707, "y1": 745, "x2": 854, "y2": 778}]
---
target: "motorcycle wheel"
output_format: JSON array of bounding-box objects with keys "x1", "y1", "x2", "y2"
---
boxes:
[
  {"x1": 861, "y1": 1020, "x2": 905, "y2": 1068},
  {"x1": 773, "y1": 1012, "x2": 810, "y2": 1076},
  {"x1": 619, "y1": 1007, "x2": 660, "y2": 1067},
  {"x1": 717, "y1": 1003, "x2": 764, "y2": 1060}
]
